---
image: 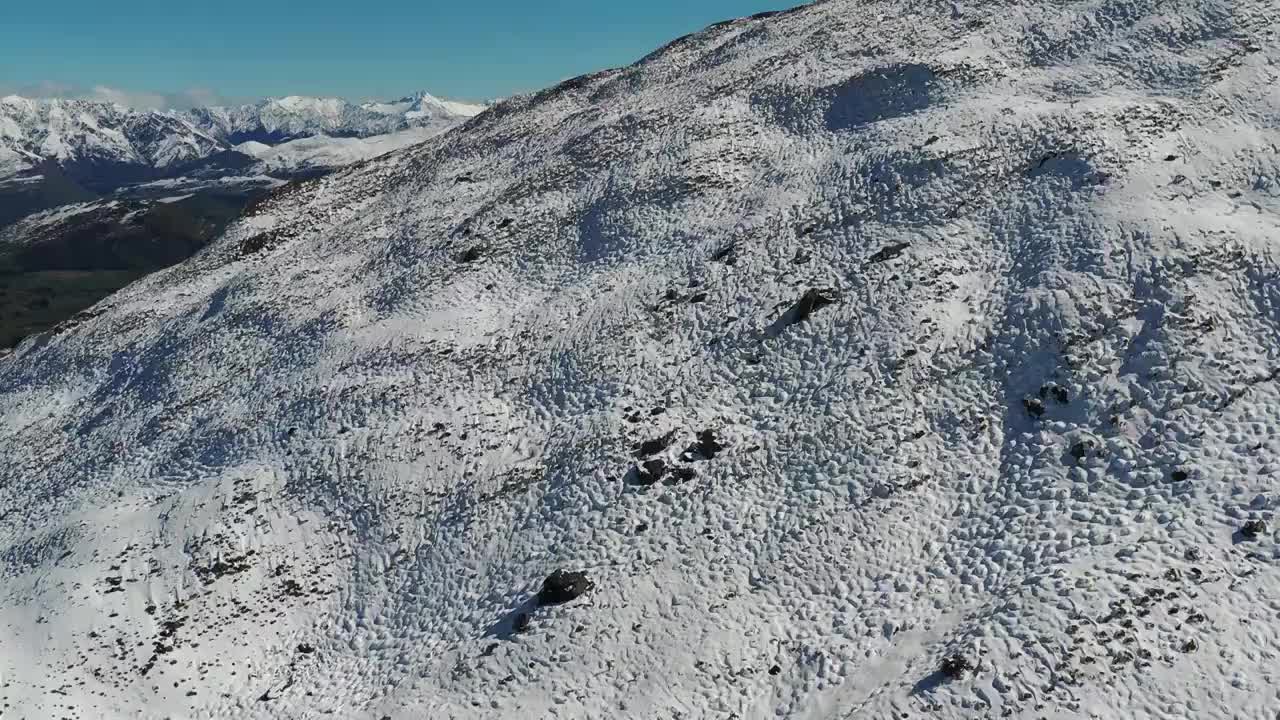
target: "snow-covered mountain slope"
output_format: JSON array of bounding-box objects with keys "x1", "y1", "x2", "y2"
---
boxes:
[
  {"x1": 361, "y1": 91, "x2": 489, "y2": 123},
  {"x1": 188, "y1": 93, "x2": 484, "y2": 145},
  {"x1": 2, "y1": 0, "x2": 1280, "y2": 718},
  {"x1": 233, "y1": 125, "x2": 453, "y2": 174}
]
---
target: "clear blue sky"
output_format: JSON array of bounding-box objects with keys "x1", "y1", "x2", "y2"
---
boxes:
[{"x1": 1, "y1": 0, "x2": 788, "y2": 103}]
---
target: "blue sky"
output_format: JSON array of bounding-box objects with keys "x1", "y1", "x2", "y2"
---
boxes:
[{"x1": 1, "y1": 0, "x2": 787, "y2": 105}]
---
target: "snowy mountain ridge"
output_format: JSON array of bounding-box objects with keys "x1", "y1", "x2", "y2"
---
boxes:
[
  {"x1": 187, "y1": 92, "x2": 486, "y2": 145},
  {"x1": 1, "y1": 0, "x2": 1279, "y2": 718},
  {"x1": 0, "y1": 91, "x2": 484, "y2": 186}
]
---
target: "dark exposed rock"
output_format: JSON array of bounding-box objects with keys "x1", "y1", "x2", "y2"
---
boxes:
[
  {"x1": 776, "y1": 287, "x2": 838, "y2": 330},
  {"x1": 1171, "y1": 469, "x2": 1189, "y2": 482},
  {"x1": 1184, "y1": 547, "x2": 1201, "y2": 561},
  {"x1": 682, "y1": 429, "x2": 726, "y2": 461},
  {"x1": 867, "y1": 242, "x2": 909, "y2": 264},
  {"x1": 1181, "y1": 638, "x2": 1198, "y2": 653},
  {"x1": 297, "y1": 643, "x2": 315, "y2": 654},
  {"x1": 768, "y1": 664, "x2": 782, "y2": 676},
  {"x1": 458, "y1": 246, "x2": 485, "y2": 263},
  {"x1": 1070, "y1": 440, "x2": 1094, "y2": 461},
  {"x1": 666, "y1": 466, "x2": 698, "y2": 484},
  {"x1": 238, "y1": 230, "x2": 282, "y2": 256},
  {"x1": 634, "y1": 431, "x2": 678, "y2": 458},
  {"x1": 632, "y1": 458, "x2": 669, "y2": 485},
  {"x1": 940, "y1": 654, "x2": 972, "y2": 679},
  {"x1": 1241, "y1": 519, "x2": 1267, "y2": 539},
  {"x1": 1024, "y1": 397, "x2": 1046, "y2": 418},
  {"x1": 1039, "y1": 383, "x2": 1069, "y2": 404},
  {"x1": 711, "y1": 241, "x2": 738, "y2": 264},
  {"x1": 688, "y1": 292, "x2": 708, "y2": 304},
  {"x1": 537, "y1": 569, "x2": 593, "y2": 605}
]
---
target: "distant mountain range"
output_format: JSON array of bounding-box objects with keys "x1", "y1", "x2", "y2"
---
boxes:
[
  {"x1": 0, "y1": 92, "x2": 487, "y2": 190},
  {"x1": 0, "y1": 90, "x2": 487, "y2": 350}
]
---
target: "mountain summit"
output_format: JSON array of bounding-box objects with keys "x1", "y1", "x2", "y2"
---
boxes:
[{"x1": 1, "y1": 0, "x2": 1278, "y2": 718}]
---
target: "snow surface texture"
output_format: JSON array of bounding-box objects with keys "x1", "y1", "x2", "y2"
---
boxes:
[{"x1": 2, "y1": 0, "x2": 1280, "y2": 718}]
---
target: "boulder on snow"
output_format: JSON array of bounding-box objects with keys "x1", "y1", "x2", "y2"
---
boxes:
[
  {"x1": 939, "y1": 654, "x2": 972, "y2": 679},
  {"x1": 768, "y1": 288, "x2": 838, "y2": 335},
  {"x1": 1023, "y1": 397, "x2": 1046, "y2": 418},
  {"x1": 634, "y1": 431, "x2": 678, "y2": 458},
  {"x1": 1240, "y1": 519, "x2": 1267, "y2": 539},
  {"x1": 1040, "y1": 383, "x2": 1069, "y2": 404},
  {"x1": 537, "y1": 570, "x2": 593, "y2": 605},
  {"x1": 867, "y1": 242, "x2": 909, "y2": 264},
  {"x1": 628, "y1": 458, "x2": 669, "y2": 485},
  {"x1": 681, "y1": 429, "x2": 726, "y2": 461},
  {"x1": 666, "y1": 466, "x2": 698, "y2": 484}
]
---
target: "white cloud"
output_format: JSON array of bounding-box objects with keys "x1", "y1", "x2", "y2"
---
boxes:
[{"x1": 86, "y1": 85, "x2": 169, "y2": 110}]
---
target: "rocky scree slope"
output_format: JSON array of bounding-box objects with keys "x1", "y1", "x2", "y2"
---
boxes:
[{"x1": 1, "y1": 0, "x2": 1280, "y2": 718}]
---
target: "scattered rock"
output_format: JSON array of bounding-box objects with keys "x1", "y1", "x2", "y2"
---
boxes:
[
  {"x1": 711, "y1": 241, "x2": 738, "y2": 264},
  {"x1": 1024, "y1": 397, "x2": 1046, "y2": 418},
  {"x1": 1184, "y1": 547, "x2": 1201, "y2": 561},
  {"x1": 631, "y1": 458, "x2": 669, "y2": 485},
  {"x1": 781, "y1": 288, "x2": 838, "y2": 328},
  {"x1": 1181, "y1": 638, "x2": 1198, "y2": 653},
  {"x1": 868, "y1": 242, "x2": 909, "y2": 264},
  {"x1": 666, "y1": 466, "x2": 698, "y2": 484},
  {"x1": 238, "y1": 230, "x2": 282, "y2": 256},
  {"x1": 682, "y1": 429, "x2": 725, "y2": 461},
  {"x1": 634, "y1": 431, "x2": 678, "y2": 458},
  {"x1": 940, "y1": 654, "x2": 972, "y2": 679},
  {"x1": 537, "y1": 570, "x2": 594, "y2": 606},
  {"x1": 1040, "y1": 383, "x2": 1069, "y2": 404},
  {"x1": 792, "y1": 249, "x2": 811, "y2": 264},
  {"x1": 1241, "y1": 519, "x2": 1267, "y2": 539}
]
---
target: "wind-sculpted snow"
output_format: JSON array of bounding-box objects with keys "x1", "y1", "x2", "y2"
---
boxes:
[{"x1": 2, "y1": 0, "x2": 1280, "y2": 718}]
